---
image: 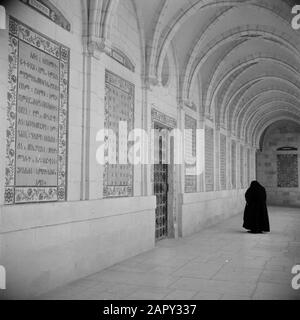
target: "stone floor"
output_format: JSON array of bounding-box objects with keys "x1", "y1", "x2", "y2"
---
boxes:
[{"x1": 39, "y1": 206, "x2": 300, "y2": 300}]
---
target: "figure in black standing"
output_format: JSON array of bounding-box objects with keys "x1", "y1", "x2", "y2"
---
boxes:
[{"x1": 243, "y1": 181, "x2": 270, "y2": 233}]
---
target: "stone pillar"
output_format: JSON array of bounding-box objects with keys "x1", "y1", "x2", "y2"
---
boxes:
[
  {"x1": 141, "y1": 81, "x2": 149, "y2": 197},
  {"x1": 176, "y1": 103, "x2": 185, "y2": 238},
  {"x1": 81, "y1": 39, "x2": 108, "y2": 200}
]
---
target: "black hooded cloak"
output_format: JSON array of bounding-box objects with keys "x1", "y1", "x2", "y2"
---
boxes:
[{"x1": 243, "y1": 181, "x2": 270, "y2": 233}]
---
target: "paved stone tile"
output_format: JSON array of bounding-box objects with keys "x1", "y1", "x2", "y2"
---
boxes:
[
  {"x1": 259, "y1": 270, "x2": 295, "y2": 285},
  {"x1": 73, "y1": 289, "x2": 119, "y2": 300},
  {"x1": 191, "y1": 291, "x2": 223, "y2": 300},
  {"x1": 125, "y1": 287, "x2": 173, "y2": 300},
  {"x1": 142, "y1": 257, "x2": 191, "y2": 268},
  {"x1": 151, "y1": 265, "x2": 182, "y2": 274},
  {"x1": 172, "y1": 262, "x2": 224, "y2": 279},
  {"x1": 101, "y1": 283, "x2": 140, "y2": 297},
  {"x1": 169, "y1": 278, "x2": 257, "y2": 296},
  {"x1": 162, "y1": 290, "x2": 198, "y2": 300},
  {"x1": 85, "y1": 269, "x2": 180, "y2": 288},
  {"x1": 252, "y1": 294, "x2": 297, "y2": 300},
  {"x1": 39, "y1": 207, "x2": 300, "y2": 300},
  {"x1": 227, "y1": 259, "x2": 268, "y2": 269},
  {"x1": 263, "y1": 264, "x2": 286, "y2": 272},
  {"x1": 38, "y1": 279, "x2": 102, "y2": 300},
  {"x1": 252, "y1": 282, "x2": 300, "y2": 299},
  {"x1": 108, "y1": 262, "x2": 158, "y2": 273},
  {"x1": 221, "y1": 294, "x2": 251, "y2": 300},
  {"x1": 213, "y1": 264, "x2": 263, "y2": 282}
]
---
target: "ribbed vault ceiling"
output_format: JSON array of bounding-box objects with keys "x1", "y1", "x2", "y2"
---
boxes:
[
  {"x1": 89, "y1": 0, "x2": 300, "y2": 147},
  {"x1": 137, "y1": 0, "x2": 300, "y2": 147}
]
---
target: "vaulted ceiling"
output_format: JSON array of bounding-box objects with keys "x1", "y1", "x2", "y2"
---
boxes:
[{"x1": 86, "y1": 0, "x2": 300, "y2": 147}]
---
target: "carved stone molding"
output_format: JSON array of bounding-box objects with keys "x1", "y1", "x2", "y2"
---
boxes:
[
  {"x1": 148, "y1": 76, "x2": 160, "y2": 87},
  {"x1": 151, "y1": 107, "x2": 177, "y2": 129},
  {"x1": 183, "y1": 99, "x2": 197, "y2": 111},
  {"x1": 109, "y1": 47, "x2": 135, "y2": 72},
  {"x1": 85, "y1": 36, "x2": 111, "y2": 59},
  {"x1": 20, "y1": 0, "x2": 71, "y2": 31}
]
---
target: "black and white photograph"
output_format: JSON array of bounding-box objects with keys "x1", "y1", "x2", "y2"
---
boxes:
[{"x1": 0, "y1": 0, "x2": 300, "y2": 307}]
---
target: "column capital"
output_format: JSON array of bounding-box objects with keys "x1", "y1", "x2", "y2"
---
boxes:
[
  {"x1": 182, "y1": 99, "x2": 197, "y2": 112},
  {"x1": 215, "y1": 122, "x2": 221, "y2": 131},
  {"x1": 85, "y1": 36, "x2": 111, "y2": 59}
]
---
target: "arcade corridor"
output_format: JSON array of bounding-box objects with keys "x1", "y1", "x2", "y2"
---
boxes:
[
  {"x1": 39, "y1": 207, "x2": 300, "y2": 300},
  {"x1": 1, "y1": 0, "x2": 300, "y2": 299}
]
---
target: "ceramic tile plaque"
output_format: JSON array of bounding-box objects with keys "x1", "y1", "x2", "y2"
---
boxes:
[
  {"x1": 5, "y1": 17, "x2": 69, "y2": 204},
  {"x1": 205, "y1": 126, "x2": 214, "y2": 191},
  {"x1": 231, "y1": 141, "x2": 236, "y2": 189},
  {"x1": 103, "y1": 70, "x2": 134, "y2": 197},
  {"x1": 247, "y1": 148, "x2": 250, "y2": 186},
  {"x1": 240, "y1": 145, "x2": 244, "y2": 188},
  {"x1": 151, "y1": 108, "x2": 177, "y2": 129},
  {"x1": 220, "y1": 134, "x2": 226, "y2": 190},
  {"x1": 185, "y1": 115, "x2": 197, "y2": 193},
  {"x1": 277, "y1": 154, "x2": 298, "y2": 188}
]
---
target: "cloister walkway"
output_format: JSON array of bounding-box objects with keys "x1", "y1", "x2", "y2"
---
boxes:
[{"x1": 40, "y1": 207, "x2": 300, "y2": 300}]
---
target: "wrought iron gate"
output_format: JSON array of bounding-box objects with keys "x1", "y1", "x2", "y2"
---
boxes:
[{"x1": 154, "y1": 133, "x2": 169, "y2": 240}]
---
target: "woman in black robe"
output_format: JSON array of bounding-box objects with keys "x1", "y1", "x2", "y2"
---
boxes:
[{"x1": 243, "y1": 181, "x2": 270, "y2": 233}]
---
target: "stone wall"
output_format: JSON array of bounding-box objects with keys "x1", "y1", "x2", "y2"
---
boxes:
[
  {"x1": 182, "y1": 189, "x2": 246, "y2": 237},
  {"x1": 0, "y1": 196, "x2": 156, "y2": 298},
  {"x1": 257, "y1": 120, "x2": 300, "y2": 207}
]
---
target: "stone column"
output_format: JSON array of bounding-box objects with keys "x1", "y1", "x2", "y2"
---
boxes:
[
  {"x1": 176, "y1": 103, "x2": 185, "y2": 238},
  {"x1": 141, "y1": 79, "x2": 149, "y2": 197},
  {"x1": 81, "y1": 38, "x2": 109, "y2": 200}
]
